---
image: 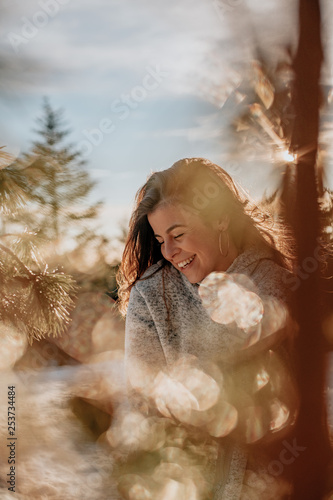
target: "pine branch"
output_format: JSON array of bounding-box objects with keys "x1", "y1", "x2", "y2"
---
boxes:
[
  {"x1": 0, "y1": 242, "x2": 32, "y2": 276},
  {"x1": 0, "y1": 166, "x2": 30, "y2": 214},
  {"x1": 0, "y1": 146, "x2": 16, "y2": 169},
  {"x1": 0, "y1": 243, "x2": 78, "y2": 344},
  {"x1": 24, "y1": 269, "x2": 78, "y2": 343},
  {"x1": 10, "y1": 230, "x2": 46, "y2": 268}
]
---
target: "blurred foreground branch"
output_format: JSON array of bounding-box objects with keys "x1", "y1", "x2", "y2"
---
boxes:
[{"x1": 0, "y1": 155, "x2": 77, "y2": 344}]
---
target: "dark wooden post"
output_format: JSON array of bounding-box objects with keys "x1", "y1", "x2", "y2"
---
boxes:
[{"x1": 291, "y1": 0, "x2": 332, "y2": 497}]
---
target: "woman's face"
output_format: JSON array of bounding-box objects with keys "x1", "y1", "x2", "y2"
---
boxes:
[{"x1": 148, "y1": 202, "x2": 231, "y2": 283}]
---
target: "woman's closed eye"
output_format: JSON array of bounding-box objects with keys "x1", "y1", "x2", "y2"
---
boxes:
[{"x1": 155, "y1": 233, "x2": 184, "y2": 245}]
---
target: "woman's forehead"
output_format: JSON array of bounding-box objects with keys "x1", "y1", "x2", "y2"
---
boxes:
[{"x1": 148, "y1": 203, "x2": 192, "y2": 231}]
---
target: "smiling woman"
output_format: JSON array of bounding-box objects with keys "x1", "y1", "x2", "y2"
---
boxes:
[
  {"x1": 147, "y1": 202, "x2": 238, "y2": 283},
  {"x1": 118, "y1": 157, "x2": 293, "y2": 309},
  {"x1": 116, "y1": 157, "x2": 298, "y2": 499}
]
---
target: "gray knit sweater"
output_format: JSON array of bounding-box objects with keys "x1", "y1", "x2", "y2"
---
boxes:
[{"x1": 125, "y1": 247, "x2": 294, "y2": 499}]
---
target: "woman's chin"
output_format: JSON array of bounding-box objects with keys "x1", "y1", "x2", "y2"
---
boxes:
[
  {"x1": 182, "y1": 266, "x2": 204, "y2": 284},
  {"x1": 186, "y1": 266, "x2": 211, "y2": 284}
]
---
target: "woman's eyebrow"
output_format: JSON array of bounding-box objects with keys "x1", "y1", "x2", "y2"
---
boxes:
[
  {"x1": 166, "y1": 224, "x2": 186, "y2": 234},
  {"x1": 154, "y1": 224, "x2": 186, "y2": 238}
]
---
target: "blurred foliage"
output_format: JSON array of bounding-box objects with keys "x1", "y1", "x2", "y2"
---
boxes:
[
  {"x1": 0, "y1": 99, "x2": 118, "y2": 343},
  {"x1": 232, "y1": 52, "x2": 295, "y2": 159},
  {"x1": 229, "y1": 51, "x2": 332, "y2": 212},
  {"x1": 5, "y1": 98, "x2": 103, "y2": 245},
  {"x1": 0, "y1": 145, "x2": 78, "y2": 342},
  {"x1": 231, "y1": 53, "x2": 333, "y2": 319},
  {"x1": 0, "y1": 237, "x2": 77, "y2": 343}
]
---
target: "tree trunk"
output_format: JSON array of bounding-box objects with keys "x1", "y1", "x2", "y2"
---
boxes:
[{"x1": 291, "y1": 0, "x2": 332, "y2": 497}]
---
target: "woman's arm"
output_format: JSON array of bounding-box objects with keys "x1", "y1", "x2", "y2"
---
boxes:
[
  {"x1": 198, "y1": 260, "x2": 299, "y2": 443},
  {"x1": 125, "y1": 286, "x2": 167, "y2": 391}
]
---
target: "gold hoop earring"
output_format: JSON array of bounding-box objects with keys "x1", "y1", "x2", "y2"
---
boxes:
[{"x1": 219, "y1": 231, "x2": 229, "y2": 257}]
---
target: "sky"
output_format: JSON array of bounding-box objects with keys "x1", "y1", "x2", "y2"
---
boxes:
[{"x1": 0, "y1": 0, "x2": 332, "y2": 246}]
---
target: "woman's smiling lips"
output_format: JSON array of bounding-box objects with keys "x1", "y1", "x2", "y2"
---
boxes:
[{"x1": 176, "y1": 254, "x2": 196, "y2": 269}]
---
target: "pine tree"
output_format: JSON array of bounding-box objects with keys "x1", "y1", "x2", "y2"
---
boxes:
[
  {"x1": 0, "y1": 148, "x2": 77, "y2": 344},
  {"x1": 20, "y1": 98, "x2": 102, "y2": 246}
]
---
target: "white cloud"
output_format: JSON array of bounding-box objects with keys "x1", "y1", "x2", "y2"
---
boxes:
[
  {"x1": 2, "y1": 0, "x2": 333, "y2": 236},
  {"x1": 1, "y1": 0, "x2": 232, "y2": 98}
]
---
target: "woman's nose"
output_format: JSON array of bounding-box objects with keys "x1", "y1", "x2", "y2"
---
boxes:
[{"x1": 163, "y1": 239, "x2": 179, "y2": 260}]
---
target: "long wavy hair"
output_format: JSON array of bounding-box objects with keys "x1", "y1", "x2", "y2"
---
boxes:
[{"x1": 117, "y1": 158, "x2": 295, "y2": 315}]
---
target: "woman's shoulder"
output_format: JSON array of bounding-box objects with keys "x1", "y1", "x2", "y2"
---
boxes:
[
  {"x1": 228, "y1": 246, "x2": 293, "y2": 301},
  {"x1": 228, "y1": 246, "x2": 286, "y2": 274},
  {"x1": 133, "y1": 260, "x2": 180, "y2": 294}
]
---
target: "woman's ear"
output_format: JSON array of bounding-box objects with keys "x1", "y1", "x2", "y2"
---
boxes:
[{"x1": 217, "y1": 215, "x2": 230, "y2": 231}]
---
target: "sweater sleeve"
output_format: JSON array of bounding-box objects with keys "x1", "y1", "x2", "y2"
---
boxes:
[
  {"x1": 243, "y1": 259, "x2": 296, "y2": 353},
  {"x1": 125, "y1": 286, "x2": 167, "y2": 390},
  {"x1": 198, "y1": 259, "x2": 296, "y2": 362}
]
